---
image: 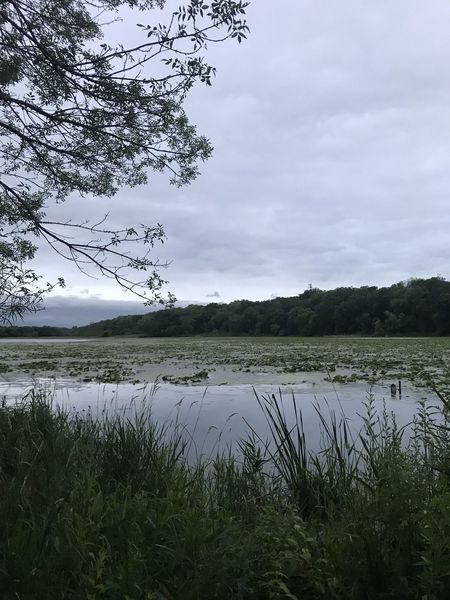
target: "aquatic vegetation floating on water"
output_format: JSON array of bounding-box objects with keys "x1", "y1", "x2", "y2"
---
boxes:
[{"x1": 0, "y1": 337, "x2": 449, "y2": 394}]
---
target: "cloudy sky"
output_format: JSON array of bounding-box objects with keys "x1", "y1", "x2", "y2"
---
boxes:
[{"x1": 33, "y1": 0, "x2": 450, "y2": 316}]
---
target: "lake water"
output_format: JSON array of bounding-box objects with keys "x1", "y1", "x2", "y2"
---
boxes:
[{"x1": 0, "y1": 374, "x2": 436, "y2": 459}]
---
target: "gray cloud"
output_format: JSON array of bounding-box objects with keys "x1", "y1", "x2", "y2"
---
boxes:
[
  {"x1": 20, "y1": 296, "x2": 159, "y2": 327},
  {"x1": 30, "y1": 0, "x2": 450, "y2": 308},
  {"x1": 20, "y1": 296, "x2": 198, "y2": 327}
]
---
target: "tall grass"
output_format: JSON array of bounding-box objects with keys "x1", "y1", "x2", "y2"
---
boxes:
[{"x1": 1, "y1": 388, "x2": 450, "y2": 599}]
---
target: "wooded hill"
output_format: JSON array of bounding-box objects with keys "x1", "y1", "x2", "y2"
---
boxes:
[{"x1": 2, "y1": 277, "x2": 449, "y2": 337}]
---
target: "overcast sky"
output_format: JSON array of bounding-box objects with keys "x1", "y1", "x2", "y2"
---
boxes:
[{"x1": 34, "y1": 0, "x2": 450, "y2": 310}]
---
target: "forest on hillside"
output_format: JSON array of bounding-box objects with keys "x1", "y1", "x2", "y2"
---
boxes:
[{"x1": 2, "y1": 277, "x2": 449, "y2": 338}]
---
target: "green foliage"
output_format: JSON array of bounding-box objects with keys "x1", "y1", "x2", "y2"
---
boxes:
[
  {"x1": 38, "y1": 276, "x2": 450, "y2": 337},
  {"x1": 0, "y1": 325, "x2": 71, "y2": 338},
  {"x1": 2, "y1": 389, "x2": 450, "y2": 598},
  {"x1": 0, "y1": 0, "x2": 249, "y2": 321}
]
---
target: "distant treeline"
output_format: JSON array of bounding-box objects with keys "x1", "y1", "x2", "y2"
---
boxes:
[
  {"x1": 2, "y1": 277, "x2": 450, "y2": 338},
  {"x1": 0, "y1": 325, "x2": 71, "y2": 338}
]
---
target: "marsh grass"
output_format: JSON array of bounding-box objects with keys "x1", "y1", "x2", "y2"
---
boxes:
[{"x1": 1, "y1": 389, "x2": 450, "y2": 599}]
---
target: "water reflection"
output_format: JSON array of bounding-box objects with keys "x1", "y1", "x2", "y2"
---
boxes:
[{"x1": 0, "y1": 377, "x2": 437, "y2": 459}]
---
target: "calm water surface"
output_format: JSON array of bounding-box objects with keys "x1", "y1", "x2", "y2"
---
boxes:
[
  {"x1": 0, "y1": 337, "x2": 440, "y2": 457},
  {"x1": 0, "y1": 374, "x2": 437, "y2": 458}
]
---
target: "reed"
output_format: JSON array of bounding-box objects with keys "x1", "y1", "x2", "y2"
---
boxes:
[{"x1": 1, "y1": 388, "x2": 450, "y2": 599}]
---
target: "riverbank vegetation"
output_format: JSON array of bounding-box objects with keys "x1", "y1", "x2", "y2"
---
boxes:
[
  {"x1": 2, "y1": 390, "x2": 450, "y2": 599},
  {"x1": 2, "y1": 277, "x2": 450, "y2": 338},
  {"x1": 125, "y1": 276, "x2": 450, "y2": 338}
]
